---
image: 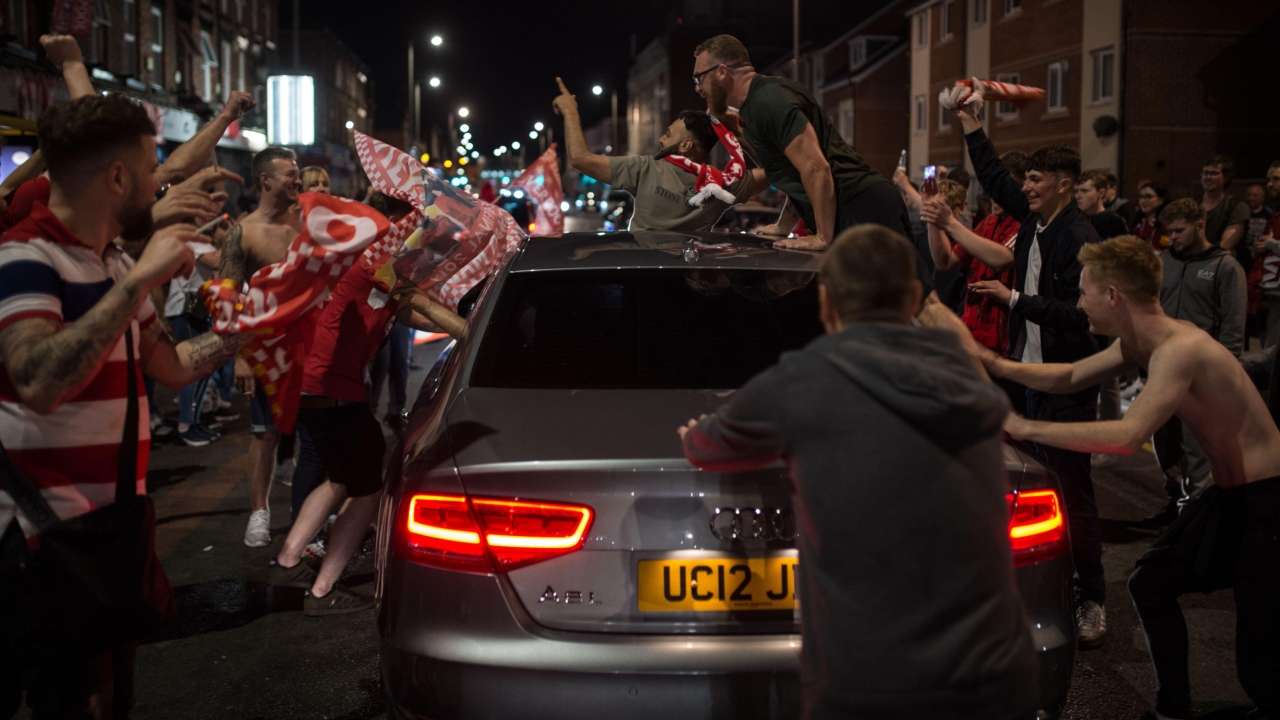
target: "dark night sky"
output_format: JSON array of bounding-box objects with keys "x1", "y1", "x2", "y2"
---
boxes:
[{"x1": 281, "y1": 0, "x2": 885, "y2": 155}]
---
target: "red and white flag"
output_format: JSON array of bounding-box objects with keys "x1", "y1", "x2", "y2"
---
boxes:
[
  {"x1": 662, "y1": 116, "x2": 746, "y2": 207},
  {"x1": 203, "y1": 192, "x2": 389, "y2": 433},
  {"x1": 511, "y1": 145, "x2": 564, "y2": 236},
  {"x1": 353, "y1": 131, "x2": 526, "y2": 308}
]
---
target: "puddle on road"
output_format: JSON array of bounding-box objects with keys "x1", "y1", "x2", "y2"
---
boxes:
[{"x1": 145, "y1": 579, "x2": 306, "y2": 643}]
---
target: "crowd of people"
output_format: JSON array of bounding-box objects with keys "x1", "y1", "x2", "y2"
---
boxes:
[{"x1": 0, "y1": 29, "x2": 1277, "y2": 720}]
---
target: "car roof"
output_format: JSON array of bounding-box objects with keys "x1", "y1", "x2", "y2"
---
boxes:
[{"x1": 509, "y1": 230, "x2": 825, "y2": 273}]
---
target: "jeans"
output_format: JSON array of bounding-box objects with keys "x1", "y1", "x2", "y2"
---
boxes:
[
  {"x1": 1026, "y1": 388, "x2": 1105, "y2": 605},
  {"x1": 370, "y1": 322, "x2": 412, "y2": 417}
]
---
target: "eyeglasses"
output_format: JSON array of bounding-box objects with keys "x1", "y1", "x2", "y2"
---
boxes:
[{"x1": 692, "y1": 62, "x2": 746, "y2": 89}]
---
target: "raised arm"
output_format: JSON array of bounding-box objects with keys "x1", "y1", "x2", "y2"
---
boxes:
[
  {"x1": 41, "y1": 34, "x2": 94, "y2": 100},
  {"x1": 156, "y1": 91, "x2": 254, "y2": 186},
  {"x1": 396, "y1": 290, "x2": 467, "y2": 339},
  {"x1": 921, "y1": 197, "x2": 1014, "y2": 271},
  {"x1": 1006, "y1": 337, "x2": 1191, "y2": 455},
  {"x1": 552, "y1": 77, "x2": 611, "y2": 182},
  {"x1": 988, "y1": 337, "x2": 1128, "y2": 395}
]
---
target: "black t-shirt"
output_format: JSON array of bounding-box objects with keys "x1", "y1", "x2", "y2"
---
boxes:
[{"x1": 739, "y1": 75, "x2": 881, "y2": 231}]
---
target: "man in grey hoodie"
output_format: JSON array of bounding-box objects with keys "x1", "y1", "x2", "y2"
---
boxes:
[
  {"x1": 1154, "y1": 198, "x2": 1247, "y2": 514},
  {"x1": 678, "y1": 225, "x2": 1038, "y2": 720}
]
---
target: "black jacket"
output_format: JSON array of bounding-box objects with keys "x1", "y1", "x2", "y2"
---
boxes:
[
  {"x1": 683, "y1": 321, "x2": 1039, "y2": 720},
  {"x1": 965, "y1": 129, "x2": 1100, "y2": 376}
]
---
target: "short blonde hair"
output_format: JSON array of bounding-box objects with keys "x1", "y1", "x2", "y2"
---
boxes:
[
  {"x1": 301, "y1": 165, "x2": 329, "y2": 191},
  {"x1": 1078, "y1": 235, "x2": 1162, "y2": 303},
  {"x1": 694, "y1": 34, "x2": 751, "y2": 66}
]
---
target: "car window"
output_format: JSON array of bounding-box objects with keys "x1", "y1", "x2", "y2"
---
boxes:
[{"x1": 470, "y1": 269, "x2": 822, "y2": 389}]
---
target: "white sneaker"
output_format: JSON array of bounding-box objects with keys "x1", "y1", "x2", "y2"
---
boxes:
[
  {"x1": 244, "y1": 509, "x2": 271, "y2": 548},
  {"x1": 1076, "y1": 600, "x2": 1107, "y2": 648},
  {"x1": 303, "y1": 539, "x2": 327, "y2": 559}
]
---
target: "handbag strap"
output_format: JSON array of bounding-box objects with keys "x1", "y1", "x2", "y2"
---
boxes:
[
  {"x1": 0, "y1": 439, "x2": 59, "y2": 532},
  {"x1": 118, "y1": 324, "x2": 139, "y2": 502}
]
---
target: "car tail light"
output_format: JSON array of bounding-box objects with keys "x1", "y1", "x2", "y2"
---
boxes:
[
  {"x1": 1006, "y1": 489, "x2": 1067, "y2": 567},
  {"x1": 403, "y1": 493, "x2": 594, "y2": 572}
]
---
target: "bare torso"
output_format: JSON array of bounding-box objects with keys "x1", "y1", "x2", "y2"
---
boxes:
[
  {"x1": 1125, "y1": 319, "x2": 1280, "y2": 487},
  {"x1": 239, "y1": 205, "x2": 301, "y2": 272}
]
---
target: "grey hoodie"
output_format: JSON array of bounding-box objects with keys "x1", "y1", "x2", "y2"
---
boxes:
[
  {"x1": 1160, "y1": 244, "x2": 1247, "y2": 357},
  {"x1": 682, "y1": 320, "x2": 1037, "y2": 720}
]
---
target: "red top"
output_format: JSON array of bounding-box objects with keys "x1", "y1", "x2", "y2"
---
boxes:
[
  {"x1": 301, "y1": 262, "x2": 398, "y2": 402},
  {"x1": 953, "y1": 212, "x2": 1020, "y2": 354},
  {"x1": 1, "y1": 176, "x2": 51, "y2": 233},
  {"x1": 1134, "y1": 215, "x2": 1168, "y2": 250}
]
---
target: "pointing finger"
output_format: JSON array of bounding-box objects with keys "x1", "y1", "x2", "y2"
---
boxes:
[{"x1": 555, "y1": 76, "x2": 569, "y2": 93}]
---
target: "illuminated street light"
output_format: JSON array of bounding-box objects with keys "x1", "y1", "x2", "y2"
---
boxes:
[
  {"x1": 344, "y1": 120, "x2": 354, "y2": 130},
  {"x1": 456, "y1": 145, "x2": 466, "y2": 155},
  {"x1": 428, "y1": 76, "x2": 441, "y2": 89},
  {"x1": 459, "y1": 123, "x2": 470, "y2": 133},
  {"x1": 511, "y1": 141, "x2": 521, "y2": 150},
  {"x1": 470, "y1": 150, "x2": 479, "y2": 159},
  {"x1": 430, "y1": 34, "x2": 443, "y2": 47},
  {"x1": 420, "y1": 152, "x2": 430, "y2": 164},
  {"x1": 457, "y1": 106, "x2": 470, "y2": 118},
  {"x1": 528, "y1": 130, "x2": 538, "y2": 139},
  {"x1": 533, "y1": 121, "x2": 544, "y2": 132},
  {"x1": 591, "y1": 85, "x2": 604, "y2": 96},
  {"x1": 443, "y1": 159, "x2": 453, "y2": 168}
]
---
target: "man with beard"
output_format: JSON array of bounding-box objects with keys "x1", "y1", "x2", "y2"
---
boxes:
[
  {"x1": 0, "y1": 94, "x2": 245, "y2": 718},
  {"x1": 553, "y1": 77, "x2": 767, "y2": 232},
  {"x1": 218, "y1": 146, "x2": 303, "y2": 548},
  {"x1": 692, "y1": 35, "x2": 912, "y2": 253}
]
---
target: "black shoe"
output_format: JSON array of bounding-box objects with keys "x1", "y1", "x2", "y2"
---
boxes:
[
  {"x1": 269, "y1": 558, "x2": 317, "y2": 589},
  {"x1": 304, "y1": 585, "x2": 373, "y2": 616}
]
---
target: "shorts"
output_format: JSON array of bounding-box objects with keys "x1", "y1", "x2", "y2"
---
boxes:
[
  {"x1": 296, "y1": 402, "x2": 386, "y2": 498},
  {"x1": 249, "y1": 387, "x2": 274, "y2": 435}
]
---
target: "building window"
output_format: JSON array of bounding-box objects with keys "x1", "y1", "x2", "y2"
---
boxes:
[
  {"x1": 1091, "y1": 46, "x2": 1115, "y2": 103},
  {"x1": 973, "y1": 0, "x2": 987, "y2": 25},
  {"x1": 5, "y1": 1, "x2": 28, "y2": 44},
  {"x1": 838, "y1": 98, "x2": 854, "y2": 144},
  {"x1": 1047, "y1": 61, "x2": 1067, "y2": 110},
  {"x1": 90, "y1": 0, "x2": 110, "y2": 67},
  {"x1": 914, "y1": 95, "x2": 926, "y2": 132},
  {"x1": 938, "y1": 97, "x2": 951, "y2": 131},
  {"x1": 914, "y1": 13, "x2": 928, "y2": 48},
  {"x1": 1004, "y1": 0, "x2": 1022, "y2": 15},
  {"x1": 121, "y1": 0, "x2": 138, "y2": 76},
  {"x1": 222, "y1": 40, "x2": 233, "y2": 100},
  {"x1": 941, "y1": 1, "x2": 954, "y2": 39},
  {"x1": 996, "y1": 73, "x2": 1020, "y2": 118},
  {"x1": 149, "y1": 5, "x2": 164, "y2": 86},
  {"x1": 200, "y1": 30, "x2": 219, "y2": 101}
]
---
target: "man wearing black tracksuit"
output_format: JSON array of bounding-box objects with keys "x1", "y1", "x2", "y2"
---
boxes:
[{"x1": 956, "y1": 108, "x2": 1106, "y2": 644}]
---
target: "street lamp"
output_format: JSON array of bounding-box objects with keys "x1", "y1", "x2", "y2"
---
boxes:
[
  {"x1": 592, "y1": 84, "x2": 620, "y2": 154},
  {"x1": 344, "y1": 120, "x2": 354, "y2": 130},
  {"x1": 528, "y1": 130, "x2": 538, "y2": 140},
  {"x1": 533, "y1": 121, "x2": 545, "y2": 132},
  {"x1": 430, "y1": 34, "x2": 443, "y2": 48},
  {"x1": 591, "y1": 85, "x2": 603, "y2": 96},
  {"x1": 511, "y1": 141, "x2": 521, "y2": 150},
  {"x1": 457, "y1": 106, "x2": 470, "y2": 119},
  {"x1": 428, "y1": 76, "x2": 441, "y2": 89},
  {"x1": 459, "y1": 123, "x2": 470, "y2": 133}
]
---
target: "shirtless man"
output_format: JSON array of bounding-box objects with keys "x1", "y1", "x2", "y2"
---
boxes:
[
  {"x1": 981, "y1": 235, "x2": 1280, "y2": 720},
  {"x1": 218, "y1": 146, "x2": 302, "y2": 547}
]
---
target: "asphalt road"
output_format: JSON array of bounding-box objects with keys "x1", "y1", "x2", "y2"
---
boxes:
[{"x1": 32, "y1": 340, "x2": 1252, "y2": 720}]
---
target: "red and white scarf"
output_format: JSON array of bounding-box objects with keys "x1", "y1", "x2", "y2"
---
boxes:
[{"x1": 662, "y1": 116, "x2": 746, "y2": 207}]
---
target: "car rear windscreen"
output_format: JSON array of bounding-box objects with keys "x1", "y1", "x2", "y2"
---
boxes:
[{"x1": 470, "y1": 269, "x2": 822, "y2": 389}]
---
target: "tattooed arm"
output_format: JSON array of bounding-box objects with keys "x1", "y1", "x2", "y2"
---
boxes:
[
  {"x1": 217, "y1": 223, "x2": 252, "y2": 284},
  {"x1": 0, "y1": 227, "x2": 195, "y2": 414},
  {"x1": 140, "y1": 322, "x2": 249, "y2": 388}
]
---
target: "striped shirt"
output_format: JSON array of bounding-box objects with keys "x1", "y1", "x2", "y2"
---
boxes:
[{"x1": 0, "y1": 203, "x2": 156, "y2": 537}]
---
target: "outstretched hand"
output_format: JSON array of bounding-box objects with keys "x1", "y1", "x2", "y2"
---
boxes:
[
  {"x1": 676, "y1": 416, "x2": 705, "y2": 441},
  {"x1": 39, "y1": 34, "x2": 83, "y2": 68},
  {"x1": 552, "y1": 76, "x2": 578, "y2": 117}
]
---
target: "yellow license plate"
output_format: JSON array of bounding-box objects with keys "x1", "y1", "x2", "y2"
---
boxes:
[{"x1": 637, "y1": 556, "x2": 798, "y2": 612}]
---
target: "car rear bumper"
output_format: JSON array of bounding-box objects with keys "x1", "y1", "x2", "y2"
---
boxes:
[{"x1": 381, "y1": 560, "x2": 1074, "y2": 720}]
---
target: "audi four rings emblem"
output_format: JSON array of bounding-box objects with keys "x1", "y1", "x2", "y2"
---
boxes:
[{"x1": 709, "y1": 507, "x2": 797, "y2": 541}]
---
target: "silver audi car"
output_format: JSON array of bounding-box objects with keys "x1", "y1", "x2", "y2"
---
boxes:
[{"x1": 376, "y1": 231, "x2": 1075, "y2": 720}]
